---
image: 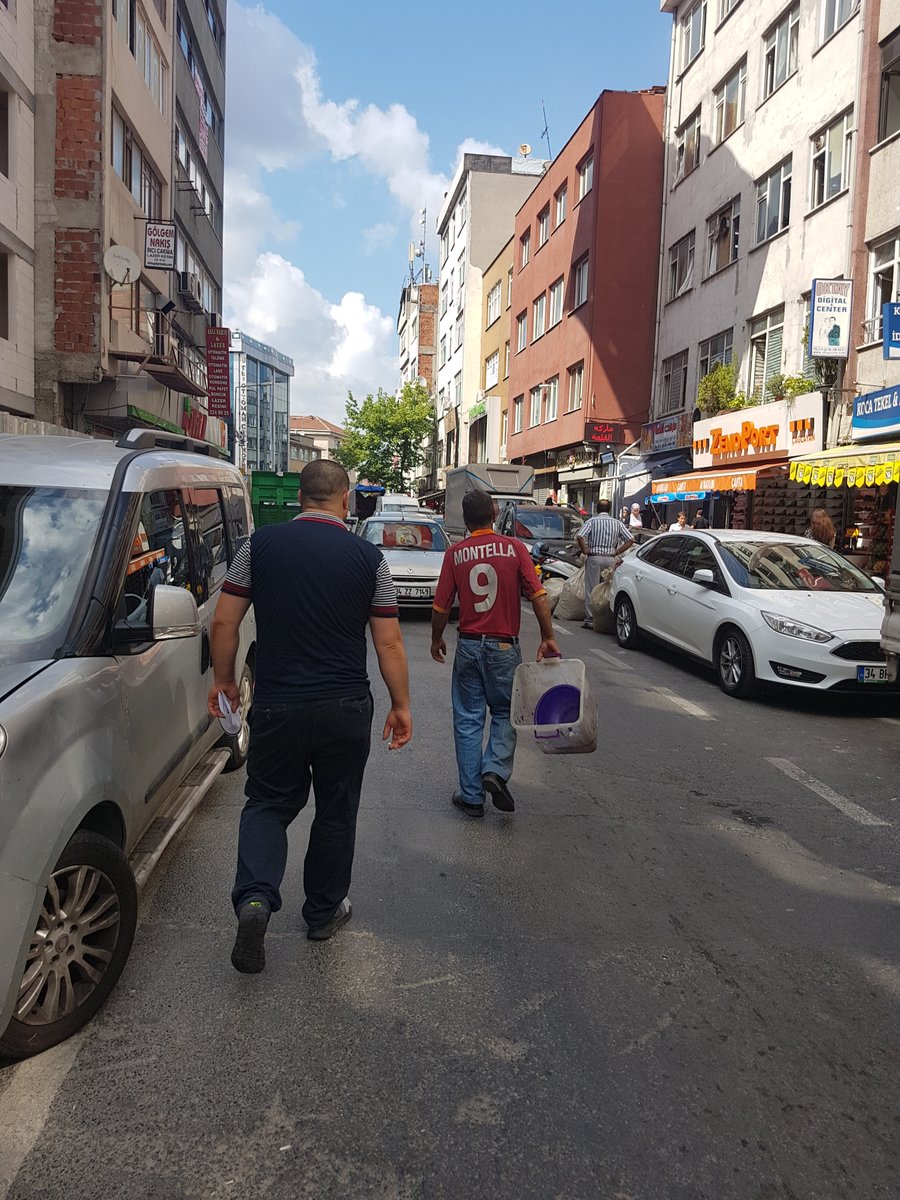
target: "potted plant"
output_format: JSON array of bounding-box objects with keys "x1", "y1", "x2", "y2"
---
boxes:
[{"x1": 697, "y1": 361, "x2": 746, "y2": 417}]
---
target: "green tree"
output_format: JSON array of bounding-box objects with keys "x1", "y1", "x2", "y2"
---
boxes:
[{"x1": 336, "y1": 382, "x2": 434, "y2": 492}]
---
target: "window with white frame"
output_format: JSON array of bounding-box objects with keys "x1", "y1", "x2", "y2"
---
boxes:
[
  {"x1": 674, "y1": 109, "x2": 701, "y2": 184},
  {"x1": 756, "y1": 158, "x2": 792, "y2": 243},
  {"x1": 454, "y1": 312, "x2": 463, "y2": 349},
  {"x1": 668, "y1": 231, "x2": 695, "y2": 300},
  {"x1": 866, "y1": 234, "x2": 900, "y2": 342},
  {"x1": 681, "y1": 0, "x2": 707, "y2": 71},
  {"x1": 440, "y1": 230, "x2": 449, "y2": 263},
  {"x1": 448, "y1": 269, "x2": 454, "y2": 307},
  {"x1": 458, "y1": 198, "x2": 466, "y2": 230},
  {"x1": 544, "y1": 376, "x2": 559, "y2": 422},
  {"x1": 549, "y1": 277, "x2": 564, "y2": 327},
  {"x1": 486, "y1": 282, "x2": 502, "y2": 327},
  {"x1": 878, "y1": 29, "x2": 900, "y2": 143},
  {"x1": 520, "y1": 229, "x2": 531, "y2": 268},
  {"x1": 458, "y1": 255, "x2": 466, "y2": 290},
  {"x1": 714, "y1": 59, "x2": 746, "y2": 144},
  {"x1": 820, "y1": 0, "x2": 859, "y2": 45},
  {"x1": 698, "y1": 329, "x2": 734, "y2": 391},
  {"x1": 516, "y1": 311, "x2": 527, "y2": 351},
  {"x1": 533, "y1": 293, "x2": 546, "y2": 339},
  {"x1": 578, "y1": 152, "x2": 593, "y2": 200},
  {"x1": 504, "y1": 340, "x2": 510, "y2": 378},
  {"x1": 567, "y1": 362, "x2": 584, "y2": 411},
  {"x1": 529, "y1": 386, "x2": 543, "y2": 427},
  {"x1": 513, "y1": 395, "x2": 524, "y2": 433},
  {"x1": 454, "y1": 372, "x2": 462, "y2": 406},
  {"x1": 538, "y1": 207, "x2": 550, "y2": 247},
  {"x1": 507, "y1": 266, "x2": 514, "y2": 307},
  {"x1": 555, "y1": 184, "x2": 567, "y2": 227},
  {"x1": 706, "y1": 197, "x2": 740, "y2": 276},
  {"x1": 718, "y1": 0, "x2": 742, "y2": 23},
  {"x1": 810, "y1": 111, "x2": 853, "y2": 209},
  {"x1": 763, "y1": 4, "x2": 799, "y2": 101},
  {"x1": 573, "y1": 255, "x2": 589, "y2": 307},
  {"x1": 439, "y1": 335, "x2": 447, "y2": 367},
  {"x1": 660, "y1": 351, "x2": 688, "y2": 414},
  {"x1": 485, "y1": 350, "x2": 499, "y2": 390},
  {"x1": 440, "y1": 282, "x2": 448, "y2": 316},
  {"x1": 500, "y1": 408, "x2": 508, "y2": 452},
  {"x1": 749, "y1": 307, "x2": 784, "y2": 397}
]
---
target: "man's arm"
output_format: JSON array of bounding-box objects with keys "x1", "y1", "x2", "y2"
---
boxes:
[
  {"x1": 369, "y1": 617, "x2": 412, "y2": 749},
  {"x1": 576, "y1": 517, "x2": 591, "y2": 558},
  {"x1": 431, "y1": 608, "x2": 450, "y2": 663},
  {"x1": 531, "y1": 593, "x2": 561, "y2": 662},
  {"x1": 431, "y1": 554, "x2": 456, "y2": 663},
  {"x1": 208, "y1": 593, "x2": 252, "y2": 717}
]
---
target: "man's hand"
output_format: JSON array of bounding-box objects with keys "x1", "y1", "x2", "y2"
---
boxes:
[
  {"x1": 383, "y1": 705, "x2": 412, "y2": 750},
  {"x1": 207, "y1": 678, "x2": 239, "y2": 719},
  {"x1": 431, "y1": 637, "x2": 447, "y2": 664},
  {"x1": 537, "y1": 638, "x2": 561, "y2": 662}
]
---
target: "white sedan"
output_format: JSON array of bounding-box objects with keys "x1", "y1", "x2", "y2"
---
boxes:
[
  {"x1": 611, "y1": 529, "x2": 894, "y2": 698},
  {"x1": 357, "y1": 515, "x2": 449, "y2": 608}
]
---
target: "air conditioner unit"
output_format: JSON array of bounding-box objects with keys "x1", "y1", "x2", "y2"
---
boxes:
[
  {"x1": 191, "y1": 274, "x2": 203, "y2": 304},
  {"x1": 177, "y1": 271, "x2": 193, "y2": 297},
  {"x1": 208, "y1": 311, "x2": 222, "y2": 328}
]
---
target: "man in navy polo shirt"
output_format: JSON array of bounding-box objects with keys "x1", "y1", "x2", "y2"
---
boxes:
[
  {"x1": 431, "y1": 489, "x2": 560, "y2": 818},
  {"x1": 209, "y1": 459, "x2": 412, "y2": 974}
]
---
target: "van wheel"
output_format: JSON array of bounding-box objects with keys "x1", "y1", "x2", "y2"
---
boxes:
[
  {"x1": 223, "y1": 660, "x2": 253, "y2": 772},
  {"x1": 0, "y1": 831, "x2": 137, "y2": 1061},
  {"x1": 717, "y1": 628, "x2": 756, "y2": 699}
]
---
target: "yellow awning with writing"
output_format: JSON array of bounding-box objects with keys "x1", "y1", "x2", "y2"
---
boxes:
[{"x1": 788, "y1": 442, "x2": 900, "y2": 488}]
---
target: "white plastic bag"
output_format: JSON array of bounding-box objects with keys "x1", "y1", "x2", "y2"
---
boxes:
[
  {"x1": 588, "y1": 566, "x2": 616, "y2": 634},
  {"x1": 556, "y1": 566, "x2": 586, "y2": 622},
  {"x1": 542, "y1": 577, "x2": 564, "y2": 614}
]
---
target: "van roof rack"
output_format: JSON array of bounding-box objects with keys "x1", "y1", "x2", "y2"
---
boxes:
[{"x1": 115, "y1": 428, "x2": 219, "y2": 457}]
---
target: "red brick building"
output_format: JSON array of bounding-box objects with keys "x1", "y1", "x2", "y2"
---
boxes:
[{"x1": 506, "y1": 89, "x2": 665, "y2": 509}]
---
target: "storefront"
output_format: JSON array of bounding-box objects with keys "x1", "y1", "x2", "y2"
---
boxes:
[{"x1": 651, "y1": 467, "x2": 759, "y2": 528}]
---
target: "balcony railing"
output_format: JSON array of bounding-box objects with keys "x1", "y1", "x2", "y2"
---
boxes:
[{"x1": 861, "y1": 315, "x2": 883, "y2": 344}]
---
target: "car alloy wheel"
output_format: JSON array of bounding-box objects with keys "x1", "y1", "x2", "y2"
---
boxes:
[
  {"x1": 615, "y1": 595, "x2": 640, "y2": 649},
  {"x1": 717, "y1": 628, "x2": 756, "y2": 698}
]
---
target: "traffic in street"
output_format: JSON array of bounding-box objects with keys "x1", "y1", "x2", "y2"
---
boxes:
[{"x1": 2, "y1": 611, "x2": 898, "y2": 1200}]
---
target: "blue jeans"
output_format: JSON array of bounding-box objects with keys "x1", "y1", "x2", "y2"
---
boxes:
[{"x1": 451, "y1": 637, "x2": 522, "y2": 807}]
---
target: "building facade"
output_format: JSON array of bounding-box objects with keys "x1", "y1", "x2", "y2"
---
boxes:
[
  {"x1": 435, "y1": 154, "x2": 547, "y2": 486},
  {"x1": 506, "y1": 89, "x2": 666, "y2": 509},
  {"x1": 289, "y1": 415, "x2": 345, "y2": 458},
  {"x1": 397, "y1": 281, "x2": 438, "y2": 391},
  {"x1": 287, "y1": 428, "x2": 320, "y2": 471},
  {"x1": 478, "y1": 237, "x2": 513, "y2": 464},
  {"x1": 230, "y1": 331, "x2": 294, "y2": 473},
  {"x1": 0, "y1": 0, "x2": 35, "y2": 422}
]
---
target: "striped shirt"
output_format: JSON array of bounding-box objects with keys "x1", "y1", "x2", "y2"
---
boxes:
[{"x1": 577, "y1": 513, "x2": 633, "y2": 556}]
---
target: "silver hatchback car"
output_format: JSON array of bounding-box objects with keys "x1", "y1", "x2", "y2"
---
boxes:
[{"x1": 0, "y1": 430, "x2": 256, "y2": 1059}]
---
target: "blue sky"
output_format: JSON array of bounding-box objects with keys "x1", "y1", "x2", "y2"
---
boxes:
[{"x1": 223, "y1": 2, "x2": 673, "y2": 421}]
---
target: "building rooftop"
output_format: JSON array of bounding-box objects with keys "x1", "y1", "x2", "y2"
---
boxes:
[{"x1": 290, "y1": 415, "x2": 345, "y2": 437}]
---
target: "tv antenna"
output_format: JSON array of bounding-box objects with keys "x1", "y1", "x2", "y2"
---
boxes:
[
  {"x1": 407, "y1": 207, "x2": 430, "y2": 285},
  {"x1": 540, "y1": 102, "x2": 553, "y2": 160}
]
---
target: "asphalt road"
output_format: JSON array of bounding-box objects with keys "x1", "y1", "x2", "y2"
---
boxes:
[{"x1": 2, "y1": 612, "x2": 899, "y2": 1200}]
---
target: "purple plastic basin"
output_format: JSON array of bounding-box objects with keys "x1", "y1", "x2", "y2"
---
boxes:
[{"x1": 533, "y1": 684, "x2": 582, "y2": 727}]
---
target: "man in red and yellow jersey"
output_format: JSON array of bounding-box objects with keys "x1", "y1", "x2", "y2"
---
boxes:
[{"x1": 431, "y1": 490, "x2": 560, "y2": 818}]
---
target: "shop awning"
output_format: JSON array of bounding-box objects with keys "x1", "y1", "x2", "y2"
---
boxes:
[
  {"x1": 619, "y1": 449, "x2": 693, "y2": 481},
  {"x1": 788, "y1": 442, "x2": 900, "y2": 487},
  {"x1": 651, "y1": 466, "x2": 758, "y2": 499}
]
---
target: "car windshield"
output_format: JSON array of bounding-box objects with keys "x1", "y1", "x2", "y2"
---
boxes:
[
  {"x1": 363, "y1": 521, "x2": 448, "y2": 551},
  {"x1": 0, "y1": 486, "x2": 108, "y2": 667},
  {"x1": 717, "y1": 539, "x2": 880, "y2": 593},
  {"x1": 514, "y1": 507, "x2": 582, "y2": 540}
]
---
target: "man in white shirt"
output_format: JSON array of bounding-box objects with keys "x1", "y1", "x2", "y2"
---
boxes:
[{"x1": 576, "y1": 499, "x2": 634, "y2": 628}]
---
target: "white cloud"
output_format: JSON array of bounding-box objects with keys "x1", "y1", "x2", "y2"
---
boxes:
[{"x1": 361, "y1": 221, "x2": 397, "y2": 256}]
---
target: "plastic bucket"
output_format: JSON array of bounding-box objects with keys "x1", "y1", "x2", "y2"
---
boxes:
[{"x1": 511, "y1": 658, "x2": 597, "y2": 755}]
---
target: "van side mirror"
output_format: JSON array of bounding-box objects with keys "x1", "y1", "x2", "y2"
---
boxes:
[
  {"x1": 692, "y1": 568, "x2": 717, "y2": 587},
  {"x1": 151, "y1": 585, "x2": 201, "y2": 640}
]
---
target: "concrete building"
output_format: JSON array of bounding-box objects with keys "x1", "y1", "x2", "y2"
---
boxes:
[
  {"x1": 651, "y1": 0, "x2": 863, "y2": 508},
  {"x1": 287, "y1": 427, "x2": 320, "y2": 472},
  {"x1": 230, "y1": 331, "x2": 294, "y2": 472},
  {"x1": 289, "y1": 415, "x2": 345, "y2": 458},
  {"x1": 479, "y1": 237, "x2": 514, "y2": 464},
  {"x1": 0, "y1": 1, "x2": 35, "y2": 424},
  {"x1": 435, "y1": 153, "x2": 547, "y2": 487},
  {"x1": 397, "y1": 279, "x2": 439, "y2": 496},
  {"x1": 31, "y1": 0, "x2": 227, "y2": 453},
  {"x1": 506, "y1": 89, "x2": 666, "y2": 510}
]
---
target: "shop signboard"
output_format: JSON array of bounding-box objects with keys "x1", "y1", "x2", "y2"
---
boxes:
[
  {"x1": 144, "y1": 221, "x2": 176, "y2": 270},
  {"x1": 883, "y1": 303, "x2": 900, "y2": 361},
  {"x1": 692, "y1": 393, "x2": 824, "y2": 469},
  {"x1": 651, "y1": 491, "x2": 707, "y2": 504},
  {"x1": 584, "y1": 420, "x2": 628, "y2": 447},
  {"x1": 808, "y1": 279, "x2": 852, "y2": 359},
  {"x1": 640, "y1": 413, "x2": 692, "y2": 454},
  {"x1": 468, "y1": 400, "x2": 486, "y2": 421},
  {"x1": 851, "y1": 384, "x2": 900, "y2": 440},
  {"x1": 205, "y1": 326, "x2": 231, "y2": 420},
  {"x1": 652, "y1": 470, "x2": 756, "y2": 496}
]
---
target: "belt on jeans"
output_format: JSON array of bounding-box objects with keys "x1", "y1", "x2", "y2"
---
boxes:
[{"x1": 458, "y1": 632, "x2": 519, "y2": 643}]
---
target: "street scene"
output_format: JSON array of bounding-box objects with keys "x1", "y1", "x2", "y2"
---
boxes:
[{"x1": 2, "y1": 0, "x2": 900, "y2": 1197}]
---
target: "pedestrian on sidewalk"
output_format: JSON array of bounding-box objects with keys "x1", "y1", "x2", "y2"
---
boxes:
[
  {"x1": 575, "y1": 499, "x2": 635, "y2": 629},
  {"x1": 208, "y1": 459, "x2": 412, "y2": 974},
  {"x1": 805, "y1": 508, "x2": 836, "y2": 548},
  {"x1": 430, "y1": 490, "x2": 560, "y2": 818}
]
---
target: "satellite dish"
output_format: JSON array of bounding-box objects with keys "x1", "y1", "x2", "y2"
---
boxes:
[
  {"x1": 103, "y1": 245, "x2": 141, "y2": 285},
  {"x1": 518, "y1": 143, "x2": 532, "y2": 158}
]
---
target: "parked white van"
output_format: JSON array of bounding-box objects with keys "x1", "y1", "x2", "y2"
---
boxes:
[{"x1": 0, "y1": 429, "x2": 256, "y2": 1058}]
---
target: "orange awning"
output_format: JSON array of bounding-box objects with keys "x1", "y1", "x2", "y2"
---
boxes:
[{"x1": 651, "y1": 467, "x2": 758, "y2": 496}]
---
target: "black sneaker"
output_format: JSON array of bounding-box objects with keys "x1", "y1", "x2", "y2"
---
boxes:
[
  {"x1": 452, "y1": 791, "x2": 485, "y2": 818},
  {"x1": 482, "y1": 772, "x2": 515, "y2": 813},
  {"x1": 231, "y1": 897, "x2": 270, "y2": 974},
  {"x1": 307, "y1": 897, "x2": 352, "y2": 941}
]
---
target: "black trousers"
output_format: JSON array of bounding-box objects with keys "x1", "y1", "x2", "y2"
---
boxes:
[{"x1": 231, "y1": 694, "x2": 373, "y2": 928}]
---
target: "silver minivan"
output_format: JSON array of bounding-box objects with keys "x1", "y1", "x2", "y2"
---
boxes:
[{"x1": 0, "y1": 429, "x2": 256, "y2": 1059}]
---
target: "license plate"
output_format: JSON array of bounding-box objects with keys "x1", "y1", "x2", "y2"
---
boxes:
[
  {"x1": 397, "y1": 586, "x2": 432, "y2": 598},
  {"x1": 857, "y1": 665, "x2": 890, "y2": 683}
]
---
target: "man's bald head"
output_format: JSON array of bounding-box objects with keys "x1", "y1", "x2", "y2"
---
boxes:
[{"x1": 298, "y1": 459, "x2": 351, "y2": 507}]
